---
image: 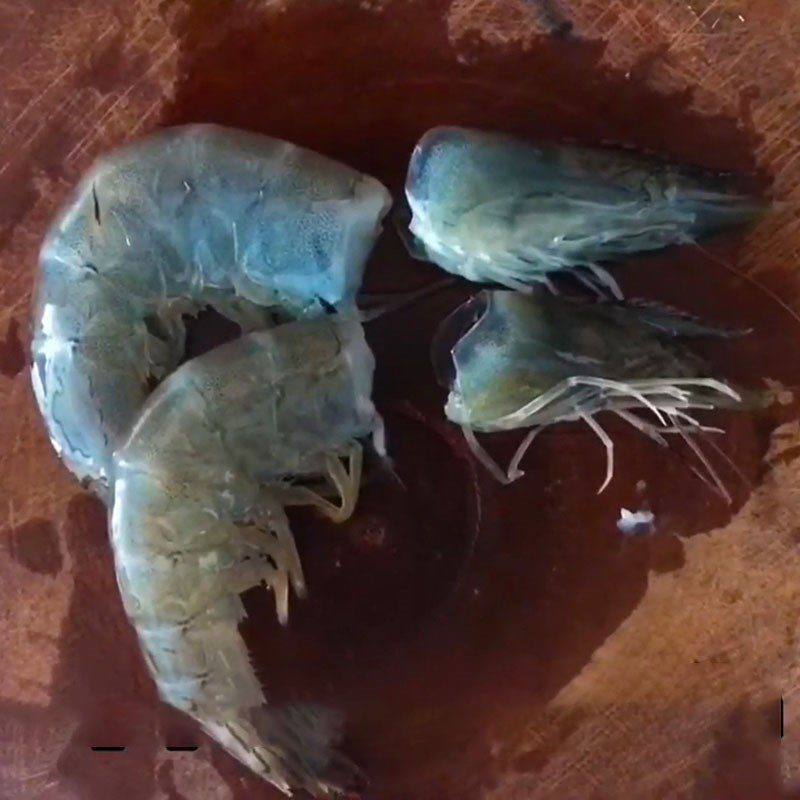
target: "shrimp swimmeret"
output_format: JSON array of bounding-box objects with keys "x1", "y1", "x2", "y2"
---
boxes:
[
  {"x1": 435, "y1": 290, "x2": 747, "y2": 501},
  {"x1": 404, "y1": 126, "x2": 764, "y2": 297},
  {"x1": 111, "y1": 315, "x2": 382, "y2": 796},
  {"x1": 31, "y1": 124, "x2": 391, "y2": 497}
]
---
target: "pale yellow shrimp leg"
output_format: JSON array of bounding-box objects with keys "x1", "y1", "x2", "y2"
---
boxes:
[
  {"x1": 243, "y1": 499, "x2": 307, "y2": 602},
  {"x1": 226, "y1": 525, "x2": 295, "y2": 623},
  {"x1": 273, "y1": 442, "x2": 363, "y2": 524},
  {"x1": 321, "y1": 443, "x2": 363, "y2": 523}
]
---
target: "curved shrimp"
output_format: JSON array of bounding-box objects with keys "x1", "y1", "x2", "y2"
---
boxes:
[
  {"x1": 435, "y1": 290, "x2": 748, "y2": 501},
  {"x1": 111, "y1": 315, "x2": 381, "y2": 796},
  {"x1": 31, "y1": 124, "x2": 391, "y2": 497},
  {"x1": 404, "y1": 126, "x2": 764, "y2": 297}
]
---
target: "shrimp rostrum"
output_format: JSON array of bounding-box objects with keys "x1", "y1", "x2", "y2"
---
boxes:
[
  {"x1": 404, "y1": 126, "x2": 764, "y2": 297},
  {"x1": 111, "y1": 315, "x2": 381, "y2": 796},
  {"x1": 435, "y1": 290, "x2": 745, "y2": 500},
  {"x1": 31, "y1": 124, "x2": 391, "y2": 496}
]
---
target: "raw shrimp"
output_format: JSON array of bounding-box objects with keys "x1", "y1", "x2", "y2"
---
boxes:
[
  {"x1": 434, "y1": 289, "x2": 746, "y2": 500},
  {"x1": 31, "y1": 124, "x2": 391, "y2": 496},
  {"x1": 111, "y1": 315, "x2": 382, "y2": 796},
  {"x1": 404, "y1": 126, "x2": 764, "y2": 297}
]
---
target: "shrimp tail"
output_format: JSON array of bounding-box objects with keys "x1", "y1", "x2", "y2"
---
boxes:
[
  {"x1": 254, "y1": 704, "x2": 365, "y2": 797},
  {"x1": 201, "y1": 718, "x2": 290, "y2": 790},
  {"x1": 201, "y1": 704, "x2": 362, "y2": 797},
  {"x1": 254, "y1": 704, "x2": 366, "y2": 796}
]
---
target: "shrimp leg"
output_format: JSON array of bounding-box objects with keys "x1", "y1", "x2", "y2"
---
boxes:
[
  {"x1": 581, "y1": 412, "x2": 615, "y2": 494},
  {"x1": 274, "y1": 443, "x2": 363, "y2": 523},
  {"x1": 325, "y1": 443, "x2": 363, "y2": 522},
  {"x1": 222, "y1": 534, "x2": 292, "y2": 625},
  {"x1": 245, "y1": 500, "x2": 306, "y2": 600}
]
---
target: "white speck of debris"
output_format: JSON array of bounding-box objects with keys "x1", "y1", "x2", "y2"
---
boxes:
[
  {"x1": 335, "y1": 560, "x2": 341, "y2": 568},
  {"x1": 617, "y1": 508, "x2": 656, "y2": 537},
  {"x1": 636, "y1": 480, "x2": 647, "y2": 494},
  {"x1": 738, "y1": 14, "x2": 745, "y2": 22}
]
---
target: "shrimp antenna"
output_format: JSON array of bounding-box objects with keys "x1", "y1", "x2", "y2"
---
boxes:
[
  {"x1": 693, "y1": 241, "x2": 800, "y2": 330},
  {"x1": 667, "y1": 408, "x2": 753, "y2": 496},
  {"x1": 358, "y1": 278, "x2": 455, "y2": 322},
  {"x1": 666, "y1": 410, "x2": 732, "y2": 504},
  {"x1": 692, "y1": 424, "x2": 754, "y2": 492}
]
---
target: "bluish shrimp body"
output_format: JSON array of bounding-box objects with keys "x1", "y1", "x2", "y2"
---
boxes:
[
  {"x1": 437, "y1": 290, "x2": 744, "y2": 500},
  {"x1": 405, "y1": 126, "x2": 764, "y2": 296},
  {"x1": 32, "y1": 125, "x2": 391, "y2": 494}
]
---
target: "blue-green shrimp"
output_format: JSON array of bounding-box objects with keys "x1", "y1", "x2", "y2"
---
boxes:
[
  {"x1": 31, "y1": 124, "x2": 391, "y2": 496},
  {"x1": 112, "y1": 315, "x2": 381, "y2": 796},
  {"x1": 434, "y1": 290, "x2": 746, "y2": 501},
  {"x1": 405, "y1": 126, "x2": 764, "y2": 297}
]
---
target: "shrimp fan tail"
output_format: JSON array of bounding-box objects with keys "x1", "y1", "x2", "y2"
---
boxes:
[{"x1": 253, "y1": 703, "x2": 365, "y2": 797}]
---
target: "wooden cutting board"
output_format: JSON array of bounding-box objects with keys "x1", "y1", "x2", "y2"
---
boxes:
[{"x1": 2, "y1": 1, "x2": 800, "y2": 798}]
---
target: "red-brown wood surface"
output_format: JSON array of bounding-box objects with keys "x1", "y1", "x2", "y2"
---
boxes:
[{"x1": 2, "y1": 1, "x2": 800, "y2": 798}]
